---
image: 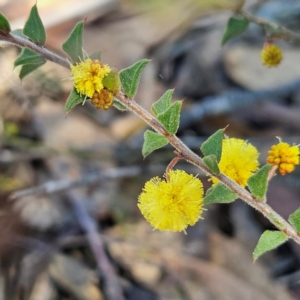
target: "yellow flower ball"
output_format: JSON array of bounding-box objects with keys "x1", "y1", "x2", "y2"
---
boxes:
[
  {"x1": 267, "y1": 142, "x2": 299, "y2": 175},
  {"x1": 91, "y1": 89, "x2": 114, "y2": 110},
  {"x1": 212, "y1": 138, "x2": 259, "y2": 187},
  {"x1": 71, "y1": 59, "x2": 111, "y2": 98},
  {"x1": 138, "y1": 170, "x2": 204, "y2": 232},
  {"x1": 261, "y1": 44, "x2": 283, "y2": 68}
]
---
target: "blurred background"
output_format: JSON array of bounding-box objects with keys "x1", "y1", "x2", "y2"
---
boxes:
[{"x1": 1, "y1": 0, "x2": 300, "y2": 299}]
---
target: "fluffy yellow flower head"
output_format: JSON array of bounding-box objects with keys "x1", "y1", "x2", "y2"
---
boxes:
[
  {"x1": 71, "y1": 59, "x2": 111, "y2": 98},
  {"x1": 138, "y1": 170, "x2": 204, "y2": 232},
  {"x1": 212, "y1": 138, "x2": 259, "y2": 187},
  {"x1": 267, "y1": 142, "x2": 299, "y2": 175},
  {"x1": 261, "y1": 44, "x2": 283, "y2": 67}
]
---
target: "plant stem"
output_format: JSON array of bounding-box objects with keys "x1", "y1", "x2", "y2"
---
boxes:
[
  {"x1": 0, "y1": 31, "x2": 70, "y2": 69},
  {"x1": 239, "y1": 9, "x2": 300, "y2": 42},
  {"x1": 115, "y1": 93, "x2": 300, "y2": 245}
]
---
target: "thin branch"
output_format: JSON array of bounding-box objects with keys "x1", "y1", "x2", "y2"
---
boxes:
[
  {"x1": 239, "y1": 9, "x2": 300, "y2": 42},
  {"x1": 115, "y1": 92, "x2": 300, "y2": 245},
  {"x1": 0, "y1": 31, "x2": 70, "y2": 69},
  {"x1": 66, "y1": 190, "x2": 125, "y2": 300}
]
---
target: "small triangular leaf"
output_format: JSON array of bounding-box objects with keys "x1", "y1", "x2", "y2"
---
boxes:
[
  {"x1": 102, "y1": 69, "x2": 120, "y2": 95},
  {"x1": 157, "y1": 101, "x2": 182, "y2": 135},
  {"x1": 0, "y1": 13, "x2": 11, "y2": 32},
  {"x1": 14, "y1": 48, "x2": 45, "y2": 67},
  {"x1": 200, "y1": 129, "x2": 224, "y2": 162},
  {"x1": 113, "y1": 98, "x2": 127, "y2": 111},
  {"x1": 203, "y1": 155, "x2": 220, "y2": 175},
  {"x1": 11, "y1": 29, "x2": 28, "y2": 39},
  {"x1": 65, "y1": 88, "x2": 85, "y2": 113},
  {"x1": 19, "y1": 62, "x2": 45, "y2": 79},
  {"x1": 62, "y1": 21, "x2": 84, "y2": 63},
  {"x1": 221, "y1": 16, "x2": 249, "y2": 46},
  {"x1": 142, "y1": 130, "x2": 168, "y2": 158},
  {"x1": 119, "y1": 59, "x2": 149, "y2": 98},
  {"x1": 89, "y1": 51, "x2": 101, "y2": 61},
  {"x1": 288, "y1": 208, "x2": 300, "y2": 233},
  {"x1": 152, "y1": 89, "x2": 174, "y2": 116},
  {"x1": 247, "y1": 164, "x2": 272, "y2": 200},
  {"x1": 253, "y1": 230, "x2": 288, "y2": 261},
  {"x1": 204, "y1": 182, "x2": 237, "y2": 204},
  {"x1": 23, "y1": 4, "x2": 46, "y2": 45}
]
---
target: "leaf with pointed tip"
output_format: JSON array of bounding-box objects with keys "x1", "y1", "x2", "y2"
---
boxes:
[
  {"x1": 0, "y1": 13, "x2": 10, "y2": 32},
  {"x1": 152, "y1": 89, "x2": 174, "y2": 116},
  {"x1": 65, "y1": 88, "x2": 85, "y2": 113},
  {"x1": 289, "y1": 208, "x2": 300, "y2": 233},
  {"x1": 203, "y1": 155, "x2": 220, "y2": 175},
  {"x1": 204, "y1": 182, "x2": 237, "y2": 204},
  {"x1": 62, "y1": 21, "x2": 84, "y2": 63},
  {"x1": 142, "y1": 130, "x2": 168, "y2": 158},
  {"x1": 200, "y1": 129, "x2": 224, "y2": 162},
  {"x1": 14, "y1": 48, "x2": 45, "y2": 68},
  {"x1": 113, "y1": 98, "x2": 127, "y2": 111},
  {"x1": 19, "y1": 62, "x2": 45, "y2": 79},
  {"x1": 247, "y1": 164, "x2": 272, "y2": 200},
  {"x1": 157, "y1": 101, "x2": 182, "y2": 135},
  {"x1": 119, "y1": 59, "x2": 149, "y2": 98},
  {"x1": 23, "y1": 4, "x2": 46, "y2": 45},
  {"x1": 222, "y1": 16, "x2": 249, "y2": 46},
  {"x1": 253, "y1": 230, "x2": 288, "y2": 261}
]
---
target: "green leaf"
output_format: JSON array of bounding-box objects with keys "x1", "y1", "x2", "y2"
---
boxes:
[
  {"x1": 142, "y1": 130, "x2": 168, "y2": 158},
  {"x1": 19, "y1": 62, "x2": 45, "y2": 79},
  {"x1": 152, "y1": 89, "x2": 174, "y2": 116},
  {"x1": 14, "y1": 48, "x2": 45, "y2": 68},
  {"x1": 102, "y1": 68, "x2": 120, "y2": 95},
  {"x1": 113, "y1": 98, "x2": 127, "y2": 111},
  {"x1": 247, "y1": 164, "x2": 272, "y2": 200},
  {"x1": 221, "y1": 16, "x2": 249, "y2": 46},
  {"x1": 0, "y1": 13, "x2": 11, "y2": 32},
  {"x1": 62, "y1": 21, "x2": 84, "y2": 63},
  {"x1": 119, "y1": 59, "x2": 149, "y2": 98},
  {"x1": 23, "y1": 4, "x2": 46, "y2": 45},
  {"x1": 65, "y1": 88, "x2": 85, "y2": 113},
  {"x1": 11, "y1": 29, "x2": 28, "y2": 39},
  {"x1": 203, "y1": 155, "x2": 220, "y2": 175},
  {"x1": 288, "y1": 208, "x2": 300, "y2": 233},
  {"x1": 253, "y1": 230, "x2": 288, "y2": 261},
  {"x1": 200, "y1": 129, "x2": 224, "y2": 162},
  {"x1": 157, "y1": 101, "x2": 182, "y2": 135},
  {"x1": 204, "y1": 182, "x2": 237, "y2": 204},
  {"x1": 89, "y1": 51, "x2": 101, "y2": 61}
]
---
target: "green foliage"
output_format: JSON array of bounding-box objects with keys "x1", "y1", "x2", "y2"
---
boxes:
[
  {"x1": 11, "y1": 29, "x2": 28, "y2": 39},
  {"x1": 14, "y1": 48, "x2": 45, "y2": 67},
  {"x1": 89, "y1": 50, "x2": 101, "y2": 61},
  {"x1": 62, "y1": 21, "x2": 84, "y2": 63},
  {"x1": 102, "y1": 69, "x2": 121, "y2": 95},
  {"x1": 200, "y1": 129, "x2": 224, "y2": 162},
  {"x1": 142, "y1": 130, "x2": 168, "y2": 158},
  {"x1": 204, "y1": 182, "x2": 237, "y2": 204},
  {"x1": 247, "y1": 164, "x2": 272, "y2": 200},
  {"x1": 23, "y1": 4, "x2": 46, "y2": 45},
  {"x1": 113, "y1": 99, "x2": 127, "y2": 111},
  {"x1": 119, "y1": 59, "x2": 149, "y2": 98},
  {"x1": 253, "y1": 230, "x2": 288, "y2": 261},
  {"x1": 0, "y1": 13, "x2": 10, "y2": 32},
  {"x1": 203, "y1": 155, "x2": 220, "y2": 175},
  {"x1": 152, "y1": 89, "x2": 174, "y2": 116},
  {"x1": 157, "y1": 101, "x2": 182, "y2": 135},
  {"x1": 14, "y1": 48, "x2": 46, "y2": 79},
  {"x1": 19, "y1": 62, "x2": 45, "y2": 80},
  {"x1": 288, "y1": 208, "x2": 300, "y2": 233},
  {"x1": 222, "y1": 16, "x2": 249, "y2": 45},
  {"x1": 65, "y1": 88, "x2": 85, "y2": 113}
]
